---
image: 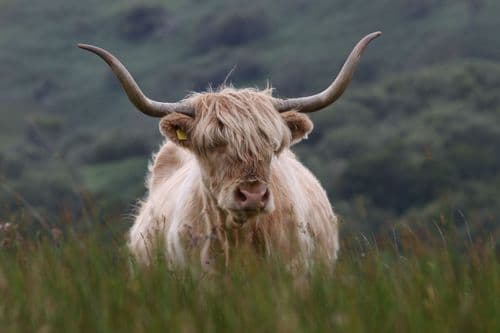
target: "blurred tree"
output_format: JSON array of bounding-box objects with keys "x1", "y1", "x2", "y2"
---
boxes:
[
  {"x1": 404, "y1": 0, "x2": 442, "y2": 19},
  {"x1": 466, "y1": 0, "x2": 485, "y2": 14},
  {"x1": 119, "y1": 5, "x2": 173, "y2": 41},
  {"x1": 195, "y1": 10, "x2": 269, "y2": 51}
]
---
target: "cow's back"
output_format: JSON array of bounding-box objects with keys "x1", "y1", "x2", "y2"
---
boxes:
[{"x1": 148, "y1": 141, "x2": 192, "y2": 191}]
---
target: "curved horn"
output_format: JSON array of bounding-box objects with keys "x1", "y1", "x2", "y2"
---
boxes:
[
  {"x1": 77, "y1": 44, "x2": 194, "y2": 117},
  {"x1": 274, "y1": 31, "x2": 382, "y2": 113}
]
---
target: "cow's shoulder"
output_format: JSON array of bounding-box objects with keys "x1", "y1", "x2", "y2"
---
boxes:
[
  {"x1": 273, "y1": 150, "x2": 335, "y2": 219},
  {"x1": 148, "y1": 141, "x2": 192, "y2": 190}
]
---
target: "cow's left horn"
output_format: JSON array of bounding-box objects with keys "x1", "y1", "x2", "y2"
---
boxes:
[
  {"x1": 274, "y1": 31, "x2": 382, "y2": 113},
  {"x1": 78, "y1": 44, "x2": 195, "y2": 117}
]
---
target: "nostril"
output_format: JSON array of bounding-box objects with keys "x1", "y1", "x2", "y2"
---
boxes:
[
  {"x1": 235, "y1": 188, "x2": 247, "y2": 203},
  {"x1": 262, "y1": 188, "x2": 270, "y2": 203}
]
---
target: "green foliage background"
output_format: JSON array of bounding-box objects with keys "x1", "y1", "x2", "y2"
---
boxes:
[
  {"x1": 0, "y1": 1, "x2": 499, "y2": 331},
  {"x1": 1, "y1": 0, "x2": 499, "y2": 242}
]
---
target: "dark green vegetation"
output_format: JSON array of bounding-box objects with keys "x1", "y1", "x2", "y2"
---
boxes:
[
  {"x1": 1, "y1": 1, "x2": 499, "y2": 330},
  {"x1": 1, "y1": 0, "x2": 500, "y2": 240},
  {"x1": 0, "y1": 221, "x2": 498, "y2": 332}
]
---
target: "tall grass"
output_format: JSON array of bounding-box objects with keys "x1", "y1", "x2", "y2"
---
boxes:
[{"x1": 0, "y1": 221, "x2": 498, "y2": 332}]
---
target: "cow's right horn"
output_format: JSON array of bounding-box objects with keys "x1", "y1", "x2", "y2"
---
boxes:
[
  {"x1": 274, "y1": 31, "x2": 381, "y2": 113},
  {"x1": 78, "y1": 44, "x2": 195, "y2": 117}
]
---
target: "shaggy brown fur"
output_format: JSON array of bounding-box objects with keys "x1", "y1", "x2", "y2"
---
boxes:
[{"x1": 129, "y1": 87, "x2": 337, "y2": 270}]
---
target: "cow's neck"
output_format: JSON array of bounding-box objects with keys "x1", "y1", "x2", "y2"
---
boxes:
[{"x1": 198, "y1": 179, "x2": 265, "y2": 268}]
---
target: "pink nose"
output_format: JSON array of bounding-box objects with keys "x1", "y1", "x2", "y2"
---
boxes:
[{"x1": 234, "y1": 181, "x2": 269, "y2": 210}]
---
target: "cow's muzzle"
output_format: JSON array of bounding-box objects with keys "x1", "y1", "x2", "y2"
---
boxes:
[{"x1": 233, "y1": 181, "x2": 270, "y2": 213}]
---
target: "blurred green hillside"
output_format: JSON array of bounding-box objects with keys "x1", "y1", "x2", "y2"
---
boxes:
[{"x1": 0, "y1": 0, "x2": 499, "y2": 239}]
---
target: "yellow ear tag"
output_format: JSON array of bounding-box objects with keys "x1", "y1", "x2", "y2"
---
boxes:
[{"x1": 176, "y1": 128, "x2": 188, "y2": 141}]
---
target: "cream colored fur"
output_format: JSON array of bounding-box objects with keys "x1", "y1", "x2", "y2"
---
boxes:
[{"x1": 129, "y1": 88, "x2": 338, "y2": 269}]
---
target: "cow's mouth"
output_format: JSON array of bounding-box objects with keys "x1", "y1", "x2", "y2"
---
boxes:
[{"x1": 228, "y1": 208, "x2": 264, "y2": 223}]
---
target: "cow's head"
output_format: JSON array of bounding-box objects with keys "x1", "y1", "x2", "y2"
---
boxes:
[
  {"x1": 78, "y1": 32, "x2": 381, "y2": 221},
  {"x1": 158, "y1": 88, "x2": 313, "y2": 220}
]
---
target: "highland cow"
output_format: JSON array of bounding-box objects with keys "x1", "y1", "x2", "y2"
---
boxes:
[{"x1": 79, "y1": 31, "x2": 381, "y2": 270}]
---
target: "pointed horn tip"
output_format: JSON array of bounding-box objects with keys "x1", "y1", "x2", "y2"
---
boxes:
[
  {"x1": 356, "y1": 32, "x2": 382, "y2": 50},
  {"x1": 77, "y1": 43, "x2": 102, "y2": 53},
  {"x1": 77, "y1": 44, "x2": 107, "y2": 56},
  {"x1": 77, "y1": 43, "x2": 90, "y2": 50},
  {"x1": 367, "y1": 31, "x2": 383, "y2": 41},
  {"x1": 76, "y1": 44, "x2": 113, "y2": 65}
]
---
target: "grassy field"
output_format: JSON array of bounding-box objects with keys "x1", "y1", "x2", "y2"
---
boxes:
[
  {"x1": 1, "y1": 0, "x2": 500, "y2": 331},
  {"x1": 0, "y1": 221, "x2": 497, "y2": 332}
]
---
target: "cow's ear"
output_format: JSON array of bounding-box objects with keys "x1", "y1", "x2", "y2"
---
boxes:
[
  {"x1": 281, "y1": 111, "x2": 313, "y2": 145},
  {"x1": 159, "y1": 113, "x2": 195, "y2": 148}
]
